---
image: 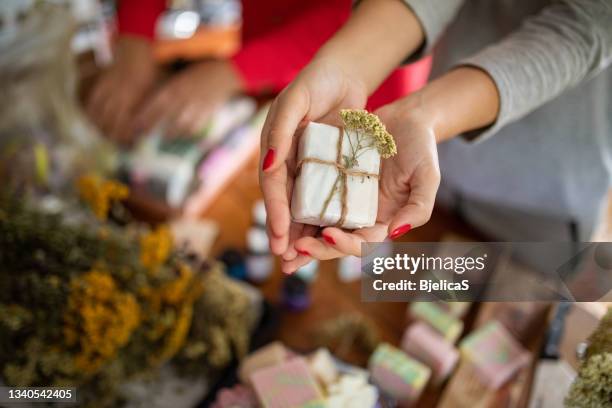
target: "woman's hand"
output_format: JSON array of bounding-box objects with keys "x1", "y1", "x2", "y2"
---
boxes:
[
  {"x1": 259, "y1": 58, "x2": 370, "y2": 261},
  {"x1": 133, "y1": 60, "x2": 242, "y2": 138},
  {"x1": 86, "y1": 36, "x2": 158, "y2": 143},
  {"x1": 280, "y1": 98, "x2": 441, "y2": 273}
]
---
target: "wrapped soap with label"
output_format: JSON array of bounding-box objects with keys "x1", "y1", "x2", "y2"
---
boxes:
[{"x1": 291, "y1": 110, "x2": 396, "y2": 229}]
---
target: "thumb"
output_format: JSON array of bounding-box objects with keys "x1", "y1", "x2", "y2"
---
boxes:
[{"x1": 260, "y1": 86, "x2": 310, "y2": 172}]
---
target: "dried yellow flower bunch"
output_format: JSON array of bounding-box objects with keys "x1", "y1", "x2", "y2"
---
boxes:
[
  {"x1": 77, "y1": 174, "x2": 129, "y2": 220},
  {"x1": 64, "y1": 269, "x2": 140, "y2": 374},
  {"x1": 140, "y1": 226, "x2": 173, "y2": 271},
  {"x1": 340, "y1": 109, "x2": 397, "y2": 158},
  {"x1": 139, "y1": 262, "x2": 204, "y2": 366}
]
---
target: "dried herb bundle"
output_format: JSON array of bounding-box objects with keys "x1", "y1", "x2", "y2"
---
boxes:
[
  {"x1": 0, "y1": 186, "x2": 251, "y2": 407},
  {"x1": 565, "y1": 308, "x2": 612, "y2": 407}
]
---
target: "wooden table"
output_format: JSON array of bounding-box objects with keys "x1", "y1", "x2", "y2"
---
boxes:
[
  {"x1": 202, "y1": 154, "x2": 476, "y2": 348},
  {"x1": 196, "y1": 154, "x2": 547, "y2": 407},
  {"x1": 123, "y1": 144, "x2": 551, "y2": 407}
]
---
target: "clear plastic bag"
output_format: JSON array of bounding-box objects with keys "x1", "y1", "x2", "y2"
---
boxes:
[{"x1": 0, "y1": 1, "x2": 116, "y2": 196}]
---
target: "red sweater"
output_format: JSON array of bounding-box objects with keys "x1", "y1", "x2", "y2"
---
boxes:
[{"x1": 117, "y1": 0, "x2": 431, "y2": 110}]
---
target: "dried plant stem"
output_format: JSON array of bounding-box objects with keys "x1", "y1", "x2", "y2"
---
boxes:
[{"x1": 318, "y1": 130, "x2": 369, "y2": 222}]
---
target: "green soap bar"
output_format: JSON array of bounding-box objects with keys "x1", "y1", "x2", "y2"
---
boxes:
[
  {"x1": 410, "y1": 302, "x2": 463, "y2": 343},
  {"x1": 441, "y1": 301, "x2": 471, "y2": 318},
  {"x1": 369, "y1": 343, "x2": 431, "y2": 390}
]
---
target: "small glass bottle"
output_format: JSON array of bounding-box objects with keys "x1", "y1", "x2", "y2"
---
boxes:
[{"x1": 246, "y1": 200, "x2": 273, "y2": 283}]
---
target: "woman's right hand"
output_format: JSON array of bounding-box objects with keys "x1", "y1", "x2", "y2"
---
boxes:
[
  {"x1": 259, "y1": 57, "x2": 369, "y2": 262},
  {"x1": 86, "y1": 36, "x2": 158, "y2": 144}
]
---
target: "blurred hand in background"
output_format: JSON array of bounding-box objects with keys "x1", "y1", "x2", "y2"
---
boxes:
[
  {"x1": 86, "y1": 36, "x2": 158, "y2": 144},
  {"x1": 133, "y1": 59, "x2": 242, "y2": 138}
]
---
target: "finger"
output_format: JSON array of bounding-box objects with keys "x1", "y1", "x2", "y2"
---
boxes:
[
  {"x1": 280, "y1": 255, "x2": 313, "y2": 275},
  {"x1": 293, "y1": 236, "x2": 343, "y2": 260},
  {"x1": 135, "y1": 90, "x2": 171, "y2": 135},
  {"x1": 282, "y1": 223, "x2": 304, "y2": 261},
  {"x1": 98, "y1": 93, "x2": 122, "y2": 138},
  {"x1": 262, "y1": 177, "x2": 291, "y2": 256},
  {"x1": 388, "y1": 163, "x2": 440, "y2": 239},
  {"x1": 86, "y1": 76, "x2": 112, "y2": 121},
  {"x1": 317, "y1": 108, "x2": 345, "y2": 128},
  {"x1": 283, "y1": 223, "x2": 318, "y2": 261},
  {"x1": 260, "y1": 86, "x2": 310, "y2": 172},
  {"x1": 109, "y1": 96, "x2": 135, "y2": 143},
  {"x1": 320, "y1": 223, "x2": 388, "y2": 257},
  {"x1": 260, "y1": 138, "x2": 297, "y2": 257},
  {"x1": 259, "y1": 98, "x2": 278, "y2": 151}
]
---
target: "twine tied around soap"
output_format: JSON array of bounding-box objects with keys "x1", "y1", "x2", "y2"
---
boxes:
[{"x1": 296, "y1": 127, "x2": 379, "y2": 228}]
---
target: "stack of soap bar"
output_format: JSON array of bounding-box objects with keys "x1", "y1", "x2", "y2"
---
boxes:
[
  {"x1": 459, "y1": 321, "x2": 530, "y2": 389},
  {"x1": 326, "y1": 373, "x2": 378, "y2": 408},
  {"x1": 251, "y1": 357, "x2": 325, "y2": 408},
  {"x1": 291, "y1": 122, "x2": 381, "y2": 229},
  {"x1": 409, "y1": 302, "x2": 464, "y2": 344},
  {"x1": 401, "y1": 322, "x2": 459, "y2": 384},
  {"x1": 307, "y1": 348, "x2": 338, "y2": 387},
  {"x1": 238, "y1": 341, "x2": 288, "y2": 384},
  {"x1": 368, "y1": 343, "x2": 431, "y2": 404}
]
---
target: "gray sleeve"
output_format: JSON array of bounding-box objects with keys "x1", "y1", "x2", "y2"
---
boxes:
[
  {"x1": 460, "y1": 0, "x2": 612, "y2": 142},
  {"x1": 401, "y1": 0, "x2": 465, "y2": 57}
]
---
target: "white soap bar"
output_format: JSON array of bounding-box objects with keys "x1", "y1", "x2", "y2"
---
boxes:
[
  {"x1": 291, "y1": 122, "x2": 380, "y2": 229},
  {"x1": 327, "y1": 373, "x2": 378, "y2": 408},
  {"x1": 308, "y1": 348, "x2": 338, "y2": 386}
]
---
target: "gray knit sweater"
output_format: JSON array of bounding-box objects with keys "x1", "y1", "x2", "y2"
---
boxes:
[{"x1": 403, "y1": 0, "x2": 612, "y2": 240}]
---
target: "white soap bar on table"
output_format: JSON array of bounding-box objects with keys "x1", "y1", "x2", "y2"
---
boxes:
[{"x1": 291, "y1": 122, "x2": 380, "y2": 229}]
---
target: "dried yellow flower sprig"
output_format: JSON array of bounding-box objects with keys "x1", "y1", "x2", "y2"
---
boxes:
[
  {"x1": 340, "y1": 109, "x2": 397, "y2": 158},
  {"x1": 64, "y1": 269, "x2": 140, "y2": 374},
  {"x1": 140, "y1": 226, "x2": 173, "y2": 271},
  {"x1": 77, "y1": 175, "x2": 129, "y2": 220}
]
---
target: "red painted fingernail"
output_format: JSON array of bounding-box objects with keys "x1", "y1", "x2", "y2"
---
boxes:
[
  {"x1": 296, "y1": 249, "x2": 310, "y2": 256},
  {"x1": 323, "y1": 234, "x2": 336, "y2": 245},
  {"x1": 262, "y1": 148, "x2": 275, "y2": 171},
  {"x1": 389, "y1": 224, "x2": 412, "y2": 240}
]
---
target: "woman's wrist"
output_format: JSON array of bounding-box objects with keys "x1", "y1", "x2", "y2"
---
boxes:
[
  {"x1": 315, "y1": 0, "x2": 424, "y2": 94},
  {"x1": 395, "y1": 67, "x2": 501, "y2": 142}
]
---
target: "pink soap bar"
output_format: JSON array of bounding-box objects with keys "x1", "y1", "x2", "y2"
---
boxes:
[
  {"x1": 401, "y1": 322, "x2": 459, "y2": 384},
  {"x1": 459, "y1": 321, "x2": 530, "y2": 389},
  {"x1": 212, "y1": 384, "x2": 257, "y2": 408},
  {"x1": 251, "y1": 357, "x2": 325, "y2": 408},
  {"x1": 238, "y1": 341, "x2": 289, "y2": 384}
]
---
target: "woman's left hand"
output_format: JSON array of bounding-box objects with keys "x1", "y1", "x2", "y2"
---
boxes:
[{"x1": 282, "y1": 98, "x2": 441, "y2": 273}]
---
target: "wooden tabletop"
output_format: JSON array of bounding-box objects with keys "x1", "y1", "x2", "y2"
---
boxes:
[
  {"x1": 202, "y1": 154, "x2": 477, "y2": 350},
  {"x1": 199, "y1": 154, "x2": 546, "y2": 407}
]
